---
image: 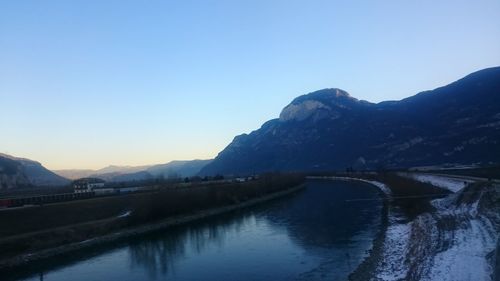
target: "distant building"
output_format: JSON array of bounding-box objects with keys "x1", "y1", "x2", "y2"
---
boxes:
[
  {"x1": 234, "y1": 176, "x2": 257, "y2": 183},
  {"x1": 235, "y1": 177, "x2": 246, "y2": 183},
  {"x1": 73, "y1": 178, "x2": 106, "y2": 193}
]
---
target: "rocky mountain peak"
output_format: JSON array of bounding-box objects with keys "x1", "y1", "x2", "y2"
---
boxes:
[
  {"x1": 200, "y1": 67, "x2": 500, "y2": 176},
  {"x1": 279, "y1": 88, "x2": 360, "y2": 122},
  {"x1": 293, "y1": 88, "x2": 354, "y2": 103}
]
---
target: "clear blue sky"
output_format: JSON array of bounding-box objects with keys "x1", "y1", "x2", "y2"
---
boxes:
[{"x1": 1, "y1": 0, "x2": 499, "y2": 170}]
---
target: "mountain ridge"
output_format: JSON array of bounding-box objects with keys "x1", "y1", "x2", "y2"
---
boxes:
[
  {"x1": 200, "y1": 67, "x2": 500, "y2": 175},
  {"x1": 54, "y1": 159, "x2": 212, "y2": 182}
]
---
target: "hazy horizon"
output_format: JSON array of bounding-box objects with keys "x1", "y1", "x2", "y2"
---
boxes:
[{"x1": 2, "y1": 0, "x2": 500, "y2": 170}]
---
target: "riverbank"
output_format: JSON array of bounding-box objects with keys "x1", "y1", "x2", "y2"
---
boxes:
[
  {"x1": 306, "y1": 176, "x2": 392, "y2": 195},
  {"x1": 307, "y1": 176, "x2": 393, "y2": 281},
  {"x1": 0, "y1": 182, "x2": 305, "y2": 271},
  {"x1": 403, "y1": 181, "x2": 499, "y2": 281},
  {"x1": 346, "y1": 173, "x2": 500, "y2": 281}
]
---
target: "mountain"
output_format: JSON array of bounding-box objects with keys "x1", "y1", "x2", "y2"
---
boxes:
[
  {"x1": 200, "y1": 67, "x2": 500, "y2": 175},
  {"x1": 51, "y1": 169, "x2": 95, "y2": 180},
  {"x1": 147, "y1": 159, "x2": 213, "y2": 178},
  {"x1": 0, "y1": 155, "x2": 32, "y2": 189},
  {"x1": 0, "y1": 154, "x2": 70, "y2": 189},
  {"x1": 54, "y1": 160, "x2": 212, "y2": 182},
  {"x1": 94, "y1": 165, "x2": 152, "y2": 175},
  {"x1": 54, "y1": 165, "x2": 152, "y2": 180},
  {"x1": 94, "y1": 171, "x2": 154, "y2": 182}
]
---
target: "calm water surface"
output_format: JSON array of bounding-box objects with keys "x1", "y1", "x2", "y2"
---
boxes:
[{"x1": 7, "y1": 180, "x2": 382, "y2": 281}]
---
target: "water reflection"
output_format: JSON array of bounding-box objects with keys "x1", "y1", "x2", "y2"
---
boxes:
[
  {"x1": 127, "y1": 214, "x2": 256, "y2": 279},
  {"x1": 7, "y1": 180, "x2": 382, "y2": 281},
  {"x1": 124, "y1": 180, "x2": 381, "y2": 280}
]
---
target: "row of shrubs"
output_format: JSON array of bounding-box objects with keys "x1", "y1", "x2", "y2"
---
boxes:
[
  {"x1": 127, "y1": 173, "x2": 304, "y2": 224},
  {"x1": 0, "y1": 173, "x2": 304, "y2": 259}
]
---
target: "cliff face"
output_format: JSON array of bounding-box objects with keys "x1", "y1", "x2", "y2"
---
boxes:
[{"x1": 201, "y1": 67, "x2": 500, "y2": 176}]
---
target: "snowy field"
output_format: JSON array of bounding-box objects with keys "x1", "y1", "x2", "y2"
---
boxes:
[
  {"x1": 398, "y1": 172, "x2": 474, "y2": 192},
  {"x1": 420, "y1": 189, "x2": 500, "y2": 281},
  {"x1": 421, "y1": 216, "x2": 497, "y2": 281}
]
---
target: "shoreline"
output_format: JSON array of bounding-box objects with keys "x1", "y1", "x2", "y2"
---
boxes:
[
  {"x1": 0, "y1": 183, "x2": 305, "y2": 271},
  {"x1": 335, "y1": 175, "x2": 499, "y2": 281},
  {"x1": 307, "y1": 176, "x2": 392, "y2": 281},
  {"x1": 306, "y1": 176, "x2": 392, "y2": 195},
  {"x1": 348, "y1": 195, "x2": 391, "y2": 281}
]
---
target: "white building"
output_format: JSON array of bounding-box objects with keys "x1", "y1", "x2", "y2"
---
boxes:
[{"x1": 73, "y1": 178, "x2": 106, "y2": 193}]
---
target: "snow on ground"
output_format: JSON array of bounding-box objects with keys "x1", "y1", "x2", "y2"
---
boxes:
[
  {"x1": 375, "y1": 219, "x2": 411, "y2": 281},
  {"x1": 310, "y1": 176, "x2": 392, "y2": 195},
  {"x1": 313, "y1": 175, "x2": 498, "y2": 280},
  {"x1": 371, "y1": 180, "x2": 499, "y2": 281},
  {"x1": 398, "y1": 173, "x2": 474, "y2": 192},
  {"x1": 422, "y1": 217, "x2": 497, "y2": 281},
  {"x1": 360, "y1": 179, "x2": 392, "y2": 196},
  {"x1": 117, "y1": 210, "x2": 131, "y2": 218},
  {"x1": 411, "y1": 185, "x2": 499, "y2": 281}
]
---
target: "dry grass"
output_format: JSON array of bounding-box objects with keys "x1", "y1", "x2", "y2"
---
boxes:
[{"x1": 0, "y1": 173, "x2": 304, "y2": 259}]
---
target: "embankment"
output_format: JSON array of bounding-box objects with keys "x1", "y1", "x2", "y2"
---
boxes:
[
  {"x1": 350, "y1": 173, "x2": 499, "y2": 281},
  {"x1": 343, "y1": 173, "x2": 455, "y2": 281},
  {"x1": 0, "y1": 174, "x2": 304, "y2": 270}
]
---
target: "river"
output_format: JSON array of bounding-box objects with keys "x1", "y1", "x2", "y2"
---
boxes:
[{"x1": 5, "y1": 179, "x2": 383, "y2": 281}]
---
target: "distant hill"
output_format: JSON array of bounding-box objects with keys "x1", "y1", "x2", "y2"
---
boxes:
[
  {"x1": 0, "y1": 153, "x2": 70, "y2": 189},
  {"x1": 54, "y1": 165, "x2": 152, "y2": 180},
  {"x1": 51, "y1": 169, "x2": 95, "y2": 180},
  {"x1": 147, "y1": 159, "x2": 213, "y2": 178},
  {"x1": 54, "y1": 159, "x2": 212, "y2": 182},
  {"x1": 92, "y1": 171, "x2": 154, "y2": 182},
  {"x1": 0, "y1": 155, "x2": 31, "y2": 189},
  {"x1": 94, "y1": 165, "x2": 152, "y2": 175},
  {"x1": 200, "y1": 67, "x2": 500, "y2": 175}
]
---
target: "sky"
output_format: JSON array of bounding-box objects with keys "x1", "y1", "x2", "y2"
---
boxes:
[{"x1": 1, "y1": 0, "x2": 499, "y2": 170}]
